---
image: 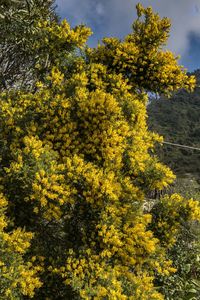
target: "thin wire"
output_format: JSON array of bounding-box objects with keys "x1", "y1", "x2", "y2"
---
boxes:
[{"x1": 162, "y1": 141, "x2": 200, "y2": 151}]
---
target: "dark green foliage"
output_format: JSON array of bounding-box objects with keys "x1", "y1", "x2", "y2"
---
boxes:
[
  {"x1": 156, "y1": 225, "x2": 200, "y2": 300},
  {"x1": 0, "y1": 0, "x2": 57, "y2": 90},
  {"x1": 148, "y1": 70, "x2": 200, "y2": 178}
]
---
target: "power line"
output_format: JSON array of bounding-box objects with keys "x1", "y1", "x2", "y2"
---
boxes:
[{"x1": 162, "y1": 141, "x2": 200, "y2": 151}]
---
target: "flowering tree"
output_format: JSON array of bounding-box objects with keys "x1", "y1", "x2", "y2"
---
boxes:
[{"x1": 0, "y1": 3, "x2": 199, "y2": 299}]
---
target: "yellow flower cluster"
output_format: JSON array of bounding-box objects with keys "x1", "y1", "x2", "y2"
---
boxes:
[
  {"x1": 56, "y1": 253, "x2": 165, "y2": 300},
  {"x1": 19, "y1": 266, "x2": 43, "y2": 298},
  {"x1": 151, "y1": 193, "x2": 200, "y2": 248},
  {"x1": 0, "y1": 193, "x2": 7, "y2": 231},
  {"x1": 186, "y1": 198, "x2": 200, "y2": 220},
  {"x1": 3, "y1": 228, "x2": 33, "y2": 254},
  {"x1": 37, "y1": 18, "x2": 92, "y2": 51},
  {"x1": 88, "y1": 5, "x2": 196, "y2": 95},
  {"x1": 0, "y1": 194, "x2": 42, "y2": 298}
]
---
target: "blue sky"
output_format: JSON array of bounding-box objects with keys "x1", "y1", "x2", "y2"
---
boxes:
[{"x1": 56, "y1": 0, "x2": 200, "y2": 72}]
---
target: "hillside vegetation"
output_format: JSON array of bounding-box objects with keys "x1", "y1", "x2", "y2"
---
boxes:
[{"x1": 148, "y1": 70, "x2": 200, "y2": 178}]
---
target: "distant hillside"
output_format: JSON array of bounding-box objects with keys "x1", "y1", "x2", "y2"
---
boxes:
[{"x1": 148, "y1": 69, "x2": 200, "y2": 178}]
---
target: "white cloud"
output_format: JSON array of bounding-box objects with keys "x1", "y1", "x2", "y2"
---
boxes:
[{"x1": 96, "y1": 3, "x2": 105, "y2": 16}]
